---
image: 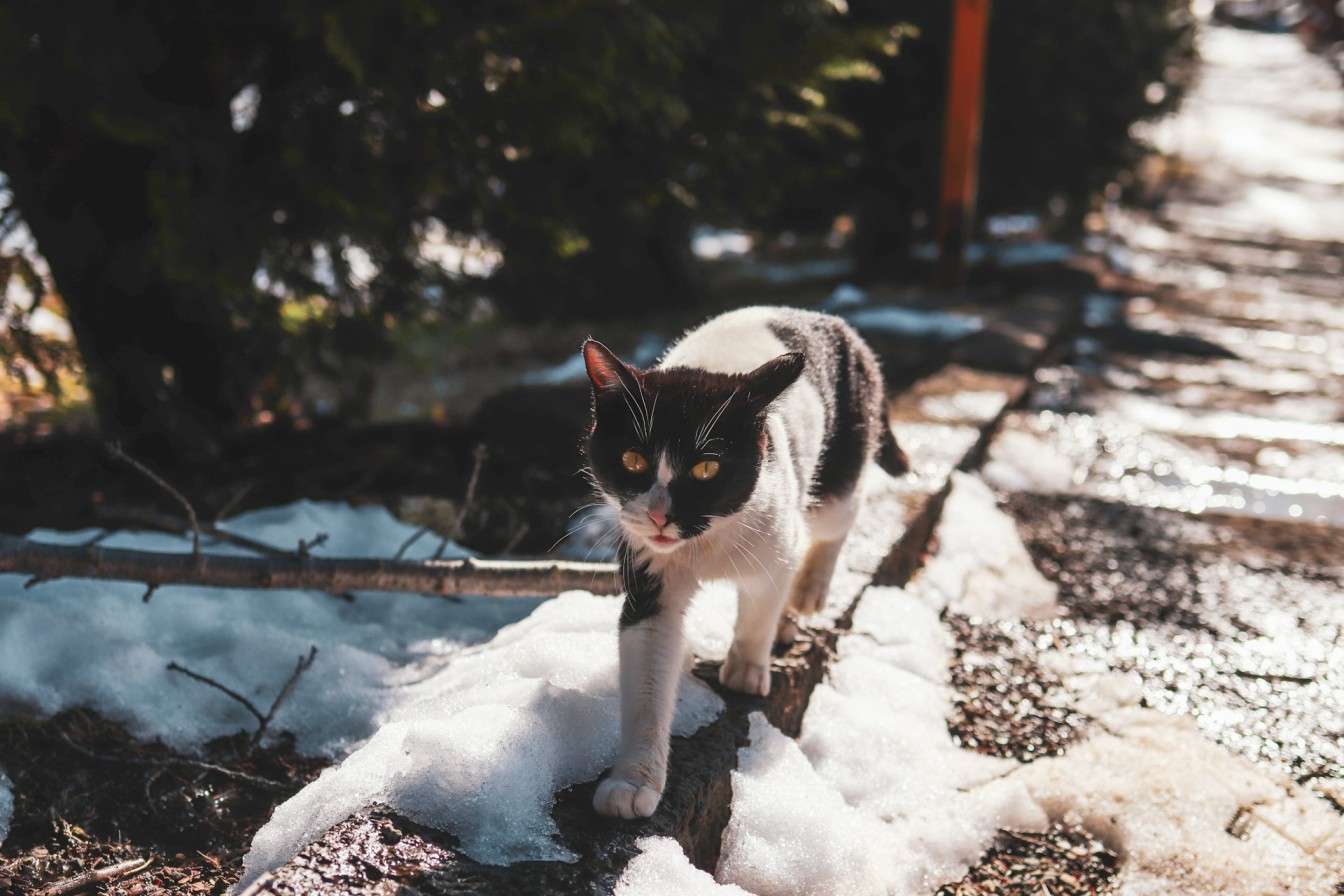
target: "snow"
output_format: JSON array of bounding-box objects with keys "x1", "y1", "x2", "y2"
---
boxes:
[
  {"x1": 1016, "y1": 708, "x2": 1344, "y2": 895},
  {"x1": 4, "y1": 468, "x2": 1340, "y2": 893},
  {"x1": 615, "y1": 837, "x2": 752, "y2": 896},
  {"x1": 704, "y1": 478, "x2": 1059, "y2": 896},
  {"x1": 911, "y1": 472, "x2": 1058, "y2": 621},
  {"x1": 628, "y1": 470, "x2": 1344, "y2": 893},
  {"x1": 0, "y1": 768, "x2": 11, "y2": 848},
  {"x1": 0, "y1": 501, "x2": 546, "y2": 757},
  {"x1": 842, "y1": 305, "x2": 982, "y2": 340},
  {"x1": 240, "y1": 591, "x2": 723, "y2": 881},
  {"x1": 711, "y1": 516, "x2": 1051, "y2": 894},
  {"x1": 691, "y1": 227, "x2": 754, "y2": 261}
]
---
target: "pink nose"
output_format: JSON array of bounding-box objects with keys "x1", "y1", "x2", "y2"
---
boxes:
[{"x1": 648, "y1": 509, "x2": 668, "y2": 529}]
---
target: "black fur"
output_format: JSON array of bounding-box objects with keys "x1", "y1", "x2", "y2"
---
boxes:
[
  {"x1": 617, "y1": 542, "x2": 662, "y2": 628},
  {"x1": 764, "y1": 310, "x2": 905, "y2": 496}
]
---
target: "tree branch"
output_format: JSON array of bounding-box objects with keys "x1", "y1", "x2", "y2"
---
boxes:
[{"x1": 0, "y1": 533, "x2": 619, "y2": 597}]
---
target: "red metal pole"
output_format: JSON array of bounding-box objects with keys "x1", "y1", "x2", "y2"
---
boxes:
[{"x1": 935, "y1": 0, "x2": 993, "y2": 289}]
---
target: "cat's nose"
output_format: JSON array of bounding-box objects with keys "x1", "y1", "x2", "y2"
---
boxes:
[{"x1": 647, "y1": 509, "x2": 668, "y2": 529}]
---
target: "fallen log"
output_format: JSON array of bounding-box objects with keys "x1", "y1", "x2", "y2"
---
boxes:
[{"x1": 0, "y1": 534, "x2": 618, "y2": 598}]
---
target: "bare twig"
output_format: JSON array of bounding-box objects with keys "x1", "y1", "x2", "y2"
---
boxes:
[
  {"x1": 501, "y1": 522, "x2": 531, "y2": 556},
  {"x1": 435, "y1": 442, "x2": 488, "y2": 559},
  {"x1": 394, "y1": 525, "x2": 431, "y2": 560},
  {"x1": 253, "y1": 646, "x2": 318, "y2": 749},
  {"x1": 38, "y1": 857, "x2": 154, "y2": 896},
  {"x1": 96, "y1": 504, "x2": 292, "y2": 557},
  {"x1": 297, "y1": 533, "x2": 328, "y2": 557},
  {"x1": 167, "y1": 661, "x2": 266, "y2": 726},
  {"x1": 213, "y1": 479, "x2": 259, "y2": 524},
  {"x1": 169, "y1": 645, "x2": 319, "y2": 752},
  {"x1": 0, "y1": 532, "x2": 619, "y2": 597},
  {"x1": 106, "y1": 442, "x2": 201, "y2": 561},
  {"x1": 455, "y1": 443, "x2": 488, "y2": 538}
]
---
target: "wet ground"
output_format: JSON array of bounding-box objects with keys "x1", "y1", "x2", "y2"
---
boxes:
[{"x1": 943, "y1": 22, "x2": 1344, "y2": 893}]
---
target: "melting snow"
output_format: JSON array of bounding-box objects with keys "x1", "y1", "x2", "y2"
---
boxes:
[
  {"x1": 240, "y1": 591, "x2": 723, "y2": 883},
  {"x1": 0, "y1": 768, "x2": 11, "y2": 847}
]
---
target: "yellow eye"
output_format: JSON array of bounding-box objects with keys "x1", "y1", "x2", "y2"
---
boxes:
[
  {"x1": 691, "y1": 459, "x2": 720, "y2": 480},
  {"x1": 621, "y1": 450, "x2": 649, "y2": 473}
]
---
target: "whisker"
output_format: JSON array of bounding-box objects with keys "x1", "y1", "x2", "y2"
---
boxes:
[{"x1": 567, "y1": 501, "x2": 606, "y2": 520}]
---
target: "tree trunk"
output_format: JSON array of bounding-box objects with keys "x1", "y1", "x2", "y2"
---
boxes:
[{"x1": 3, "y1": 127, "x2": 261, "y2": 461}]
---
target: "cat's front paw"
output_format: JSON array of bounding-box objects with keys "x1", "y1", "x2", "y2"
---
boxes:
[
  {"x1": 593, "y1": 776, "x2": 662, "y2": 819},
  {"x1": 719, "y1": 652, "x2": 772, "y2": 696}
]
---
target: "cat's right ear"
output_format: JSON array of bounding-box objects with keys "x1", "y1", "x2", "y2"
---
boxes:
[{"x1": 583, "y1": 339, "x2": 640, "y2": 394}]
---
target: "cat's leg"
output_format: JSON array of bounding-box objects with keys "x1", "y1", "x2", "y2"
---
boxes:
[
  {"x1": 594, "y1": 575, "x2": 692, "y2": 819},
  {"x1": 721, "y1": 567, "x2": 791, "y2": 696},
  {"x1": 787, "y1": 490, "x2": 861, "y2": 616}
]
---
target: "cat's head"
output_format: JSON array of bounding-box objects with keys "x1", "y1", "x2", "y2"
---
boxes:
[{"x1": 582, "y1": 339, "x2": 804, "y2": 555}]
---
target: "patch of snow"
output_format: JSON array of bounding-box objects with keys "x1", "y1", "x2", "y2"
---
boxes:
[
  {"x1": 691, "y1": 228, "x2": 754, "y2": 261},
  {"x1": 818, "y1": 282, "x2": 868, "y2": 311},
  {"x1": 0, "y1": 768, "x2": 11, "y2": 847},
  {"x1": 714, "y1": 589, "x2": 1047, "y2": 895},
  {"x1": 241, "y1": 591, "x2": 723, "y2": 882},
  {"x1": 843, "y1": 305, "x2": 982, "y2": 340},
  {"x1": 1016, "y1": 707, "x2": 1344, "y2": 895},
  {"x1": 991, "y1": 242, "x2": 1074, "y2": 267},
  {"x1": 982, "y1": 425, "x2": 1083, "y2": 494},
  {"x1": 739, "y1": 257, "x2": 855, "y2": 284},
  {"x1": 616, "y1": 837, "x2": 751, "y2": 895},
  {"x1": 2, "y1": 502, "x2": 538, "y2": 757},
  {"x1": 912, "y1": 473, "x2": 1058, "y2": 620}
]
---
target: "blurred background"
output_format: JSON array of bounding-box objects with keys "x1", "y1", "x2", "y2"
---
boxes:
[{"x1": 0, "y1": 0, "x2": 1334, "y2": 550}]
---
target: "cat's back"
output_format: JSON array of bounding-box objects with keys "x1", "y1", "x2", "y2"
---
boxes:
[{"x1": 657, "y1": 306, "x2": 853, "y2": 375}]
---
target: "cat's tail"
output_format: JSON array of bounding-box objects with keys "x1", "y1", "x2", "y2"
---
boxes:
[{"x1": 876, "y1": 423, "x2": 909, "y2": 476}]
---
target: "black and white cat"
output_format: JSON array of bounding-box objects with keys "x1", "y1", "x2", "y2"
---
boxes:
[{"x1": 582, "y1": 306, "x2": 906, "y2": 819}]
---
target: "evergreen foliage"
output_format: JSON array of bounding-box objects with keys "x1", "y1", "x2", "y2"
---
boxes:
[{"x1": 0, "y1": 0, "x2": 1194, "y2": 453}]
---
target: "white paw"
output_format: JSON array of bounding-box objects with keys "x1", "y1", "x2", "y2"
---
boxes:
[
  {"x1": 789, "y1": 578, "x2": 828, "y2": 616},
  {"x1": 775, "y1": 615, "x2": 799, "y2": 646},
  {"x1": 719, "y1": 652, "x2": 772, "y2": 696},
  {"x1": 593, "y1": 776, "x2": 662, "y2": 819}
]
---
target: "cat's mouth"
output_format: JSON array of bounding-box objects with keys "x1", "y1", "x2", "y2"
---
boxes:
[{"x1": 648, "y1": 534, "x2": 680, "y2": 547}]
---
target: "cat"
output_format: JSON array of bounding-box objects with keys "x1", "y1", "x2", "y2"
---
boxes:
[{"x1": 582, "y1": 305, "x2": 907, "y2": 819}]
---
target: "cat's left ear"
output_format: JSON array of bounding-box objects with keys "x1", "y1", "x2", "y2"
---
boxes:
[
  {"x1": 741, "y1": 351, "x2": 805, "y2": 417},
  {"x1": 583, "y1": 339, "x2": 642, "y2": 394}
]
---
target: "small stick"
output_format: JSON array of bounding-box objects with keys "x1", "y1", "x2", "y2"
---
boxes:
[
  {"x1": 394, "y1": 525, "x2": 431, "y2": 561},
  {"x1": 252, "y1": 646, "x2": 318, "y2": 750},
  {"x1": 37, "y1": 856, "x2": 153, "y2": 896},
  {"x1": 213, "y1": 479, "x2": 258, "y2": 524},
  {"x1": 167, "y1": 661, "x2": 266, "y2": 726},
  {"x1": 106, "y1": 442, "x2": 201, "y2": 561},
  {"x1": 438, "y1": 442, "x2": 489, "y2": 558},
  {"x1": 501, "y1": 522, "x2": 530, "y2": 556},
  {"x1": 297, "y1": 533, "x2": 328, "y2": 557}
]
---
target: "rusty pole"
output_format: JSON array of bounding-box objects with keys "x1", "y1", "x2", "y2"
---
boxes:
[{"x1": 934, "y1": 0, "x2": 993, "y2": 290}]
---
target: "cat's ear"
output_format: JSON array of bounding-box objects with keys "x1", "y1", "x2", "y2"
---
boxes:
[
  {"x1": 741, "y1": 351, "x2": 805, "y2": 416},
  {"x1": 583, "y1": 339, "x2": 641, "y2": 394}
]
